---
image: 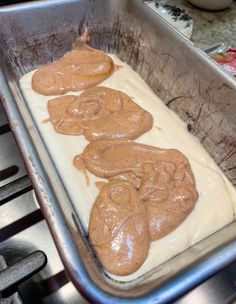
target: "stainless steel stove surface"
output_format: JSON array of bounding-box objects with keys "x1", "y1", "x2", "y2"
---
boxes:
[{"x1": 0, "y1": 101, "x2": 236, "y2": 304}]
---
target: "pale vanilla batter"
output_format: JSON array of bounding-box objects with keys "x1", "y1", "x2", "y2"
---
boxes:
[{"x1": 19, "y1": 55, "x2": 236, "y2": 282}]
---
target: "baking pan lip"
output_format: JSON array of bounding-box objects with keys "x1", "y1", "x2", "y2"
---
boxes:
[
  {"x1": 1, "y1": 0, "x2": 236, "y2": 87},
  {"x1": 1, "y1": 0, "x2": 236, "y2": 302},
  {"x1": 0, "y1": 0, "x2": 80, "y2": 12}
]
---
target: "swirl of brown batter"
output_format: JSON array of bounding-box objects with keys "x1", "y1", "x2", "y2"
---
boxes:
[
  {"x1": 76, "y1": 139, "x2": 198, "y2": 241},
  {"x1": 32, "y1": 32, "x2": 114, "y2": 96},
  {"x1": 89, "y1": 180, "x2": 150, "y2": 276},
  {"x1": 47, "y1": 86, "x2": 153, "y2": 141}
]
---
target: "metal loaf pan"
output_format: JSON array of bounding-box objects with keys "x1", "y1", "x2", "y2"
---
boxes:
[{"x1": 0, "y1": 0, "x2": 236, "y2": 303}]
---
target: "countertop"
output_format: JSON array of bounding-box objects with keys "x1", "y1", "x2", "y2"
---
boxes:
[{"x1": 163, "y1": 0, "x2": 236, "y2": 49}]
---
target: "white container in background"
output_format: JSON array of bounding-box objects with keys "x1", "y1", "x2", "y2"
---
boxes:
[{"x1": 188, "y1": 0, "x2": 232, "y2": 10}]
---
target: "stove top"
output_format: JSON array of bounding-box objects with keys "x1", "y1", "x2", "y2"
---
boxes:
[
  {"x1": 0, "y1": 101, "x2": 236, "y2": 304},
  {"x1": 0, "y1": 102, "x2": 86, "y2": 304}
]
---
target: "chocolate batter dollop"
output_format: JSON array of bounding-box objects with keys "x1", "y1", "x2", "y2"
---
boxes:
[
  {"x1": 77, "y1": 139, "x2": 198, "y2": 241},
  {"x1": 32, "y1": 32, "x2": 114, "y2": 95},
  {"x1": 47, "y1": 86, "x2": 153, "y2": 141},
  {"x1": 89, "y1": 180, "x2": 150, "y2": 275}
]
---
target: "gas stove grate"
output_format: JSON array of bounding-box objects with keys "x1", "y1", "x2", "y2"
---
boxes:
[
  {"x1": 0, "y1": 176, "x2": 32, "y2": 206},
  {"x1": 0, "y1": 100, "x2": 82, "y2": 304},
  {"x1": 0, "y1": 105, "x2": 32, "y2": 205},
  {"x1": 0, "y1": 102, "x2": 48, "y2": 303}
]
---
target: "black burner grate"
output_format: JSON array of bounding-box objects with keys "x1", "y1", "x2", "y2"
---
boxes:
[
  {"x1": 0, "y1": 176, "x2": 32, "y2": 206},
  {"x1": 0, "y1": 101, "x2": 47, "y2": 303},
  {"x1": 0, "y1": 104, "x2": 32, "y2": 204}
]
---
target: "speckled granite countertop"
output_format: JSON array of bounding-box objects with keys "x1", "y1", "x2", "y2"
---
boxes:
[{"x1": 163, "y1": 0, "x2": 236, "y2": 49}]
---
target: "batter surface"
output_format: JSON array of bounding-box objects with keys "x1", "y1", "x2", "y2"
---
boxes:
[{"x1": 19, "y1": 54, "x2": 236, "y2": 282}]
